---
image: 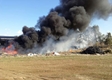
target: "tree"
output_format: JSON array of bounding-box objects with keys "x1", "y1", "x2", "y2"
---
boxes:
[{"x1": 105, "y1": 33, "x2": 112, "y2": 45}]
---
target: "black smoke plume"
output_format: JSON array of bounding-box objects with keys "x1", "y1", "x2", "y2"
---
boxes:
[
  {"x1": 3, "y1": 0, "x2": 112, "y2": 53},
  {"x1": 37, "y1": 0, "x2": 112, "y2": 39}
]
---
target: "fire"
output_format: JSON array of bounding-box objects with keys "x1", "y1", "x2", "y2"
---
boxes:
[
  {"x1": 2, "y1": 44, "x2": 17, "y2": 55},
  {"x1": 69, "y1": 49, "x2": 74, "y2": 53}
]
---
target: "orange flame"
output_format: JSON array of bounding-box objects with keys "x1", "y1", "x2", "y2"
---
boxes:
[{"x1": 2, "y1": 44, "x2": 17, "y2": 55}]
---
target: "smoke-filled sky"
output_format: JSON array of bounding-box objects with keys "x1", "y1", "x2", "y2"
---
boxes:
[{"x1": 0, "y1": 0, "x2": 112, "y2": 36}]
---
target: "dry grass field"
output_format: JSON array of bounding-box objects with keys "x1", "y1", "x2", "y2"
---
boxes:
[{"x1": 0, "y1": 54, "x2": 112, "y2": 80}]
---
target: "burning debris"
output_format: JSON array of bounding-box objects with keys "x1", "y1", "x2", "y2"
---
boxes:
[
  {"x1": 2, "y1": 43, "x2": 17, "y2": 55},
  {"x1": 0, "y1": 40, "x2": 17, "y2": 55},
  {"x1": 0, "y1": 0, "x2": 112, "y2": 54},
  {"x1": 81, "y1": 46, "x2": 104, "y2": 54}
]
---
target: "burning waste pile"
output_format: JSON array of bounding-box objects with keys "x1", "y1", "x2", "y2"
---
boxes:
[
  {"x1": 0, "y1": 41, "x2": 18, "y2": 55},
  {"x1": 80, "y1": 46, "x2": 104, "y2": 54},
  {"x1": 0, "y1": 0, "x2": 112, "y2": 55}
]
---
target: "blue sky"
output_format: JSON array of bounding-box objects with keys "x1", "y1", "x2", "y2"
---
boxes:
[{"x1": 0, "y1": 0, "x2": 112, "y2": 36}]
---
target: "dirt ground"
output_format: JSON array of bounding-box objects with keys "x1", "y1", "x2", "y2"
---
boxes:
[{"x1": 0, "y1": 54, "x2": 112, "y2": 80}]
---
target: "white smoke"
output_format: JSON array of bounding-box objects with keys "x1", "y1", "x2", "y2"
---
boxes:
[{"x1": 28, "y1": 26, "x2": 100, "y2": 54}]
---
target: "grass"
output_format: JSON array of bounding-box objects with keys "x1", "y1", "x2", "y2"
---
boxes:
[{"x1": 0, "y1": 54, "x2": 112, "y2": 80}]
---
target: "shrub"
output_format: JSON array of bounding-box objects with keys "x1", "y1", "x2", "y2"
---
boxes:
[{"x1": 104, "y1": 33, "x2": 112, "y2": 46}]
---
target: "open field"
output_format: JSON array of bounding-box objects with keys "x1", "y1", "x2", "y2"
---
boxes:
[{"x1": 0, "y1": 54, "x2": 112, "y2": 80}]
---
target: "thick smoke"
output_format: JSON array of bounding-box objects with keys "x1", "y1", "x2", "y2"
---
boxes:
[
  {"x1": 3, "y1": 0, "x2": 111, "y2": 53},
  {"x1": 53, "y1": 0, "x2": 112, "y2": 30},
  {"x1": 37, "y1": 0, "x2": 112, "y2": 39}
]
